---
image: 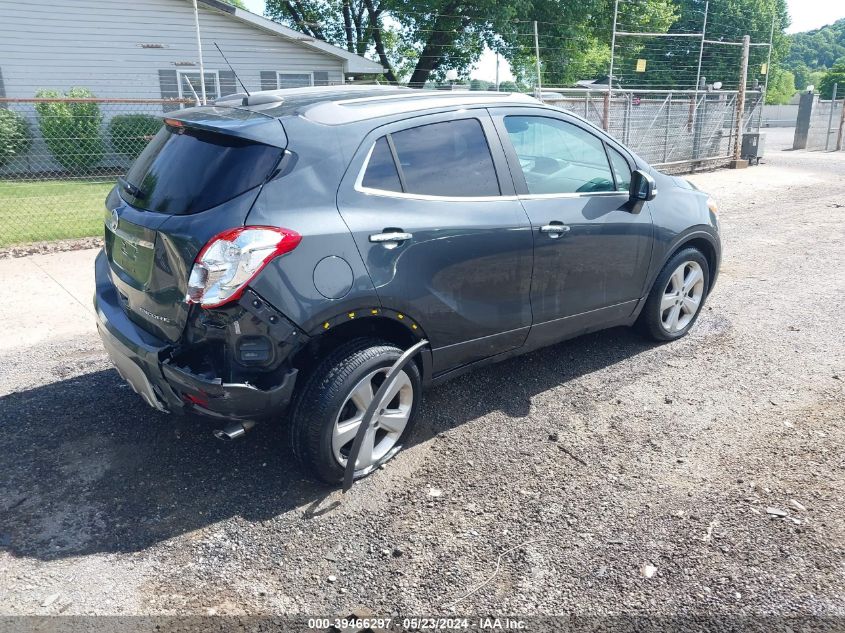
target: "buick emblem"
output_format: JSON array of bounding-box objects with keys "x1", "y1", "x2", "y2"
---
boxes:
[{"x1": 110, "y1": 209, "x2": 120, "y2": 232}]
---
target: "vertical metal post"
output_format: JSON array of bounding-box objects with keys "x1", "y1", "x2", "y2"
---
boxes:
[
  {"x1": 495, "y1": 52, "x2": 500, "y2": 91},
  {"x1": 693, "y1": 0, "x2": 709, "y2": 131},
  {"x1": 727, "y1": 94, "x2": 735, "y2": 155},
  {"x1": 826, "y1": 83, "x2": 838, "y2": 150},
  {"x1": 606, "y1": 0, "x2": 619, "y2": 131},
  {"x1": 585, "y1": 92, "x2": 590, "y2": 118},
  {"x1": 732, "y1": 35, "x2": 751, "y2": 164},
  {"x1": 533, "y1": 21, "x2": 542, "y2": 97},
  {"x1": 663, "y1": 92, "x2": 671, "y2": 163},
  {"x1": 757, "y1": 13, "x2": 776, "y2": 130},
  {"x1": 837, "y1": 96, "x2": 845, "y2": 151},
  {"x1": 192, "y1": 0, "x2": 207, "y2": 105}
]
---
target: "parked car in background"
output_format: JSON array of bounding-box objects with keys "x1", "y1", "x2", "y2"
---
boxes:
[{"x1": 94, "y1": 86, "x2": 721, "y2": 483}]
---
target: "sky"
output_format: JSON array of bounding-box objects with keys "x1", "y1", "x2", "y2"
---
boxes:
[{"x1": 242, "y1": 0, "x2": 844, "y2": 82}]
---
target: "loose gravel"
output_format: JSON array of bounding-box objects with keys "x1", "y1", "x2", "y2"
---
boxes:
[{"x1": 1, "y1": 131, "x2": 843, "y2": 623}]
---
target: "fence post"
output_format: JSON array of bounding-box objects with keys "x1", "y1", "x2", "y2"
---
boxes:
[
  {"x1": 837, "y1": 97, "x2": 845, "y2": 151},
  {"x1": 606, "y1": 0, "x2": 619, "y2": 132},
  {"x1": 825, "y1": 83, "x2": 838, "y2": 150},
  {"x1": 793, "y1": 91, "x2": 815, "y2": 149},
  {"x1": 533, "y1": 21, "x2": 542, "y2": 97},
  {"x1": 663, "y1": 92, "x2": 672, "y2": 163},
  {"x1": 730, "y1": 35, "x2": 751, "y2": 168}
]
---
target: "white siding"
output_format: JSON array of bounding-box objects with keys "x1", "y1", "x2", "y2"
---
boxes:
[{"x1": 0, "y1": 0, "x2": 347, "y2": 99}]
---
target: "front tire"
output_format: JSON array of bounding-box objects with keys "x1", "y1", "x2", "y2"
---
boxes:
[
  {"x1": 637, "y1": 247, "x2": 710, "y2": 341},
  {"x1": 288, "y1": 338, "x2": 421, "y2": 484}
]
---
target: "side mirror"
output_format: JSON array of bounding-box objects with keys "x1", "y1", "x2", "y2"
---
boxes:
[{"x1": 629, "y1": 169, "x2": 657, "y2": 202}]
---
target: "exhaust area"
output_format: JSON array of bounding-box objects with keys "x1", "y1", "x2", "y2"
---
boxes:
[{"x1": 213, "y1": 420, "x2": 256, "y2": 441}]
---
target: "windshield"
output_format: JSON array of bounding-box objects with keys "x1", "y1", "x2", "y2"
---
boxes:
[{"x1": 121, "y1": 124, "x2": 283, "y2": 215}]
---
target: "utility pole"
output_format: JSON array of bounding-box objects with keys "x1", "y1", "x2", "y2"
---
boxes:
[
  {"x1": 533, "y1": 21, "x2": 542, "y2": 97},
  {"x1": 495, "y1": 52, "x2": 500, "y2": 91},
  {"x1": 192, "y1": 0, "x2": 207, "y2": 105},
  {"x1": 731, "y1": 35, "x2": 750, "y2": 168}
]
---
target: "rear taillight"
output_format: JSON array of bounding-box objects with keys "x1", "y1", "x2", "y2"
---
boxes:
[{"x1": 186, "y1": 226, "x2": 301, "y2": 309}]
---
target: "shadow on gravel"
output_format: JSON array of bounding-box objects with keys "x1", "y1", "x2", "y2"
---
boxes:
[{"x1": 0, "y1": 326, "x2": 652, "y2": 561}]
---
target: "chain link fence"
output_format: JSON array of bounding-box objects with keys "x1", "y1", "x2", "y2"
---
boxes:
[
  {"x1": 0, "y1": 98, "x2": 190, "y2": 247},
  {"x1": 538, "y1": 88, "x2": 763, "y2": 171},
  {"x1": 806, "y1": 98, "x2": 845, "y2": 151},
  {"x1": 0, "y1": 88, "x2": 762, "y2": 247}
]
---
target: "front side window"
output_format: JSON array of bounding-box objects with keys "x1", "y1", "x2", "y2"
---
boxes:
[
  {"x1": 607, "y1": 146, "x2": 632, "y2": 192},
  {"x1": 177, "y1": 71, "x2": 219, "y2": 103},
  {"x1": 504, "y1": 116, "x2": 615, "y2": 195},
  {"x1": 361, "y1": 119, "x2": 500, "y2": 197}
]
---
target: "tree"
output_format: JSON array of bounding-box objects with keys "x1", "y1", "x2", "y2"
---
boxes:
[
  {"x1": 787, "y1": 18, "x2": 845, "y2": 72},
  {"x1": 764, "y1": 67, "x2": 795, "y2": 104},
  {"x1": 819, "y1": 58, "x2": 845, "y2": 99},
  {"x1": 469, "y1": 78, "x2": 491, "y2": 90},
  {"x1": 35, "y1": 88, "x2": 104, "y2": 172},
  {"x1": 631, "y1": 0, "x2": 790, "y2": 90},
  {"x1": 265, "y1": 0, "x2": 792, "y2": 90}
]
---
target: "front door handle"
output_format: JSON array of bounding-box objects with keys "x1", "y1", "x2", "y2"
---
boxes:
[
  {"x1": 369, "y1": 230, "x2": 413, "y2": 248},
  {"x1": 540, "y1": 223, "x2": 570, "y2": 238}
]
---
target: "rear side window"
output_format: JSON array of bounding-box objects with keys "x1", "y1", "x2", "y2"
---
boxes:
[
  {"x1": 361, "y1": 137, "x2": 402, "y2": 192},
  {"x1": 361, "y1": 119, "x2": 500, "y2": 197},
  {"x1": 122, "y1": 125, "x2": 283, "y2": 215}
]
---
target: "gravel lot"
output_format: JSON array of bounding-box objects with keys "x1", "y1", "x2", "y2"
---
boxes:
[{"x1": 1, "y1": 129, "x2": 843, "y2": 626}]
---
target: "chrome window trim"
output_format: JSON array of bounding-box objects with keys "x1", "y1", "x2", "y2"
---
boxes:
[{"x1": 353, "y1": 140, "x2": 627, "y2": 203}]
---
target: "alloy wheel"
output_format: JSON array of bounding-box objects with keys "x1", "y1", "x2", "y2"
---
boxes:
[
  {"x1": 332, "y1": 367, "x2": 414, "y2": 471},
  {"x1": 660, "y1": 260, "x2": 705, "y2": 333}
]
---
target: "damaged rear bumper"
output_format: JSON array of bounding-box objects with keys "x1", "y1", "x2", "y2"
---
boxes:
[{"x1": 94, "y1": 250, "x2": 299, "y2": 421}]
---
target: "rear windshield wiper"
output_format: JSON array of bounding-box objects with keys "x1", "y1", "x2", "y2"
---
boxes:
[{"x1": 118, "y1": 176, "x2": 146, "y2": 200}]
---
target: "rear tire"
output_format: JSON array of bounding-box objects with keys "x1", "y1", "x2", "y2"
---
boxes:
[
  {"x1": 637, "y1": 247, "x2": 710, "y2": 342},
  {"x1": 288, "y1": 337, "x2": 421, "y2": 484}
]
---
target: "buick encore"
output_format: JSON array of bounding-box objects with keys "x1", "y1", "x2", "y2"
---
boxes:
[{"x1": 95, "y1": 86, "x2": 721, "y2": 483}]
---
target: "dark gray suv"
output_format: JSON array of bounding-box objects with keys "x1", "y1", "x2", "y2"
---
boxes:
[{"x1": 95, "y1": 86, "x2": 721, "y2": 483}]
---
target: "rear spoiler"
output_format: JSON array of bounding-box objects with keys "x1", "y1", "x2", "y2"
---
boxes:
[{"x1": 163, "y1": 106, "x2": 287, "y2": 148}]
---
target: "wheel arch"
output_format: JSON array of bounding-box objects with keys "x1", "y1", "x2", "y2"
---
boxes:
[
  {"x1": 290, "y1": 314, "x2": 433, "y2": 386},
  {"x1": 659, "y1": 228, "x2": 720, "y2": 294}
]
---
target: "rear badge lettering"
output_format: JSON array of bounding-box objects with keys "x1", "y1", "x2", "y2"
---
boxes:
[{"x1": 138, "y1": 306, "x2": 173, "y2": 324}]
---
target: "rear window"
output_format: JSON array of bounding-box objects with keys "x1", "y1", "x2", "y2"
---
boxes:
[{"x1": 121, "y1": 125, "x2": 283, "y2": 215}]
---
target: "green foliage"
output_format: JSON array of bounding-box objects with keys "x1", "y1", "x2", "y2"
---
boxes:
[
  {"x1": 819, "y1": 58, "x2": 845, "y2": 99},
  {"x1": 0, "y1": 109, "x2": 32, "y2": 169},
  {"x1": 35, "y1": 88, "x2": 104, "y2": 172},
  {"x1": 497, "y1": 80, "x2": 520, "y2": 93},
  {"x1": 632, "y1": 0, "x2": 790, "y2": 90},
  {"x1": 108, "y1": 114, "x2": 162, "y2": 160},
  {"x1": 222, "y1": 0, "x2": 246, "y2": 7},
  {"x1": 765, "y1": 67, "x2": 795, "y2": 104},
  {"x1": 469, "y1": 79, "x2": 492, "y2": 90},
  {"x1": 265, "y1": 0, "x2": 792, "y2": 90},
  {"x1": 787, "y1": 18, "x2": 845, "y2": 72}
]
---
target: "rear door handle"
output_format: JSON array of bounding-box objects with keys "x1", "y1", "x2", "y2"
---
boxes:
[
  {"x1": 369, "y1": 231, "x2": 413, "y2": 244},
  {"x1": 540, "y1": 223, "x2": 570, "y2": 238}
]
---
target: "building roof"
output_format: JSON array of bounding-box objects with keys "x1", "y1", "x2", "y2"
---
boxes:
[{"x1": 196, "y1": 0, "x2": 385, "y2": 75}]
